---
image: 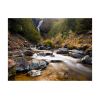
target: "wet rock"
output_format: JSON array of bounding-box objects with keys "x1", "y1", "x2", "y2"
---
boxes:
[
  {"x1": 68, "y1": 49, "x2": 85, "y2": 58},
  {"x1": 16, "y1": 57, "x2": 29, "y2": 73},
  {"x1": 85, "y1": 49, "x2": 92, "y2": 57},
  {"x1": 68, "y1": 52, "x2": 84, "y2": 58},
  {"x1": 81, "y1": 55, "x2": 92, "y2": 65},
  {"x1": 37, "y1": 45, "x2": 46, "y2": 50},
  {"x1": 37, "y1": 44, "x2": 52, "y2": 50},
  {"x1": 27, "y1": 70, "x2": 41, "y2": 77},
  {"x1": 29, "y1": 59, "x2": 49, "y2": 70},
  {"x1": 50, "y1": 60, "x2": 62, "y2": 63},
  {"x1": 24, "y1": 50, "x2": 33, "y2": 56},
  {"x1": 56, "y1": 48, "x2": 68, "y2": 54},
  {"x1": 38, "y1": 51, "x2": 53, "y2": 56},
  {"x1": 69, "y1": 49, "x2": 84, "y2": 54},
  {"x1": 46, "y1": 46, "x2": 51, "y2": 50}
]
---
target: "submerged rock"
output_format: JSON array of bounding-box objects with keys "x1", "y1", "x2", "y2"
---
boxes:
[{"x1": 27, "y1": 70, "x2": 41, "y2": 77}]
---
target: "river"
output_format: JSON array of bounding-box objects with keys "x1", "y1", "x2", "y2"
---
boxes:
[{"x1": 15, "y1": 49, "x2": 92, "y2": 81}]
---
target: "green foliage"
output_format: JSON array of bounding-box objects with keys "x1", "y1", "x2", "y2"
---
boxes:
[
  {"x1": 76, "y1": 18, "x2": 92, "y2": 32},
  {"x1": 48, "y1": 18, "x2": 77, "y2": 37},
  {"x1": 43, "y1": 39, "x2": 53, "y2": 47},
  {"x1": 8, "y1": 18, "x2": 92, "y2": 43},
  {"x1": 48, "y1": 18, "x2": 92, "y2": 38},
  {"x1": 48, "y1": 19, "x2": 67, "y2": 36},
  {"x1": 8, "y1": 18, "x2": 41, "y2": 43}
]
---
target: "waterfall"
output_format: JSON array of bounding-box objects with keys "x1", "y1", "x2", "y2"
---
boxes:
[{"x1": 37, "y1": 19, "x2": 43, "y2": 32}]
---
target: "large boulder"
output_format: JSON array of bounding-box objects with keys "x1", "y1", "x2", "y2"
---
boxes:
[
  {"x1": 29, "y1": 59, "x2": 49, "y2": 70},
  {"x1": 56, "y1": 48, "x2": 68, "y2": 54},
  {"x1": 81, "y1": 55, "x2": 92, "y2": 65},
  {"x1": 68, "y1": 49, "x2": 85, "y2": 58}
]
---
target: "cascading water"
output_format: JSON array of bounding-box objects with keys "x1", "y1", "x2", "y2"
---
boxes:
[
  {"x1": 32, "y1": 52, "x2": 92, "y2": 77},
  {"x1": 37, "y1": 19, "x2": 43, "y2": 32}
]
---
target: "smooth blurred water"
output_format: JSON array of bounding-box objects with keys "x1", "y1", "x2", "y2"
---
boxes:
[{"x1": 32, "y1": 52, "x2": 92, "y2": 77}]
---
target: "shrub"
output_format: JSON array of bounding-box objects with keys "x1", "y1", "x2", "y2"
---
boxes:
[{"x1": 43, "y1": 39, "x2": 53, "y2": 47}]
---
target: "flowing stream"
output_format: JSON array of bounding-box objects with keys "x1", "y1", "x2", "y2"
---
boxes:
[
  {"x1": 32, "y1": 52, "x2": 92, "y2": 78},
  {"x1": 15, "y1": 50, "x2": 92, "y2": 80}
]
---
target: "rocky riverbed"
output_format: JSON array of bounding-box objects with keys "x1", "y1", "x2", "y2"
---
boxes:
[{"x1": 8, "y1": 46, "x2": 92, "y2": 81}]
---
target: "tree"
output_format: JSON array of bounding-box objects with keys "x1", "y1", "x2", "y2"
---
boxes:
[
  {"x1": 76, "y1": 18, "x2": 92, "y2": 32},
  {"x1": 8, "y1": 18, "x2": 41, "y2": 43}
]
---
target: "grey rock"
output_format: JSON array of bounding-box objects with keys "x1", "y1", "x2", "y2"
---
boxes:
[
  {"x1": 27, "y1": 70, "x2": 41, "y2": 77},
  {"x1": 69, "y1": 49, "x2": 84, "y2": 54},
  {"x1": 29, "y1": 59, "x2": 49, "y2": 70},
  {"x1": 16, "y1": 57, "x2": 29, "y2": 72},
  {"x1": 37, "y1": 45, "x2": 46, "y2": 50},
  {"x1": 56, "y1": 48, "x2": 68, "y2": 54},
  {"x1": 68, "y1": 49, "x2": 85, "y2": 58},
  {"x1": 38, "y1": 52, "x2": 53, "y2": 56},
  {"x1": 81, "y1": 55, "x2": 92, "y2": 65}
]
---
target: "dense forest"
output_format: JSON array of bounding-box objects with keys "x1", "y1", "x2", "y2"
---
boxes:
[{"x1": 8, "y1": 18, "x2": 92, "y2": 49}]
